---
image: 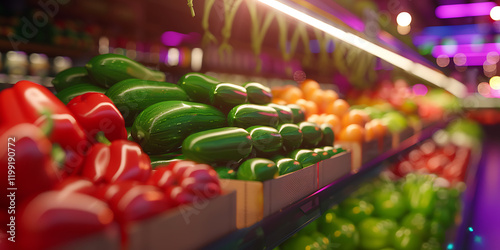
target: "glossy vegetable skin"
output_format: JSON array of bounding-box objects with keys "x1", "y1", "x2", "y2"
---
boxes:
[
  {"x1": 299, "y1": 122, "x2": 323, "y2": 148},
  {"x1": 278, "y1": 123, "x2": 303, "y2": 152},
  {"x1": 56, "y1": 83, "x2": 106, "y2": 104},
  {"x1": 210, "y1": 83, "x2": 248, "y2": 112},
  {"x1": 86, "y1": 54, "x2": 165, "y2": 88},
  {"x1": 275, "y1": 158, "x2": 303, "y2": 176},
  {"x1": 105, "y1": 79, "x2": 189, "y2": 125},
  {"x1": 288, "y1": 104, "x2": 306, "y2": 123},
  {"x1": 52, "y1": 66, "x2": 94, "y2": 92},
  {"x1": 237, "y1": 158, "x2": 278, "y2": 181},
  {"x1": 67, "y1": 93, "x2": 127, "y2": 142},
  {"x1": 247, "y1": 126, "x2": 282, "y2": 155},
  {"x1": 228, "y1": 104, "x2": 279, "y2": 128},
  {"x1": 267, "y1": 103, "x2": 293, "y2": 124},
  {"x1": 289, "y1": 149, "x2": 322, "y2": 168},
  {"x1": 320, "y1": 123, "x2": 335, "y2": 146},
  {"x1": 178, "y1": 72, "x2": 220, "y2": 104},
  {"x1": 132, "y1": 101, "x2": 226, "y2": 154},
  {"x1": 182, "y1": 127, "x2": 253, "y2": 163},
  {"x1": 244, "y1": 82, "x2": 272, "y2": 104}
]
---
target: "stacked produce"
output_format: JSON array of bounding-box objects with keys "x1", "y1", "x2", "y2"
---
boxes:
[
  {"x1": 277, "y1": 122, "x2": 478, "y2": 250},
  {"x1": 270, "y1": 79, "x2": 421, "y2": 145},
  {"x1": 0, "y1": 54, "x2": 344, "y2": 248}
]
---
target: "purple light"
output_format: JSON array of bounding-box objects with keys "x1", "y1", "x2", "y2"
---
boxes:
[
  {"x1": 161, "y1": 31, "x2": 188, "y2": 47},
  {"x1": 435, "y1": 2, "x2": 496, "y2": 19},
  {"x1": 432, "y1": 43, "x2": 500, "y2": 57},
  {"x1": 412, "y1": 84, "x2": 428, "y2": 96}
]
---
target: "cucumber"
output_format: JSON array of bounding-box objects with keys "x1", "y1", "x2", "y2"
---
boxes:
[
  {"x1": 277, "y1": 123, "x2": 303, "y2": 152},
  {"x1": 236, "y1": 158, "x2": 277, "y2": 181},
  {"x1": 132, "y1": 101, "x2": 226, "y2": 154},
  {"x1": 246, "y1": 126, "x2": 282, "y2": 155},
  {"x1": 85, "y1": 54, "x2": 165, "y2": 88},
  {"x1": 313, "y1": 148, "x2": 330, "y2": 160},
  {"x1": 320, "y1": 123, "x2": 335, "y2": 146},
  {"x1": 299, "y1": 122, "x2": 323, "y2": 148},
  {"x1": 275, "y1": 158, "x2": 303, "y2": 176},
  {"x1": 228, "y1": 104, "x2": 279, "y2": 128},
  {"x1": 267, "y1": 103, "x2": 293, "y2": 124},
  {"x1": 182, "y1": 127, "x2": 253, "y2": 163},
  {"x1": 150, "y1": 157, "x2": 184, "y2": 169},
  {"x1": 178, "y1": 72, "x2": 219, "y2": 104},
  {"x1": 288, "y1": 104, "x2": 306, "y2": 123},
  {"x1": 289, "y1": 149, "x2": 322, "y2": 168},
  {"x1": 55, "y1": 84, "x2": 106, "y2": 104},
  {"x1": 214, "y1": 167, "x2": 237, "y2": 179},
  {"x1": 244, "y1": 82, "x2": 272, "y2": 104},
  {"x1": 52, "y1": 67, "x2": 94, "y2": 92},
  {"x1": 126, "y1": 127, "x2": 134, "y2": 142},
  {"x1": 210, "y1": 83, "x2": 248, "y2": 112},
  {"x1": 105, "y1": 79, "x2": 189, "y2": 126}
]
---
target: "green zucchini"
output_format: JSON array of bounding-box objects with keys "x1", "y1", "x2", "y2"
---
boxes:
[
  {"x1": 246, "y1": 126, "x2": 282, "y2": 155},
  {"x1": 277, "y1": 123, "x2": 303, "y2": 152},
  {"x1": 132, "y1": 101, "x2": 226, "y2": 154},
  {"x1": 105, "y1": 79, "x2": 189, "y2": 126},
  {"x1": 289, "y1": 149, "x2": 322, "y2": 168},
  {"x1": 126, "y1": 127, "x2": 134, "y2": 142},
  {"x1": 288, "y1": 104, "x2": 306, "y2": 123},
  {"x1": 275, "y1": 158, "x2": 303, "y2": 176},
  {"x1": 178, "y1": 72, "x2": 219, "y2": 104},
  {"x1": 182, "y1": 127, "x2": 253, "y2": 163},
  {"x1": 244, "y1": 82, "x2": 272, "y2": 104},
  {"x1": 236, "y1": 158, "x2": 278, "y2": 181},
  {"x1": 214, "y1": 167, "x2": 237, "y2": 179},
  {"x1": 299, "y1": 122, "x2": 323, "y2": 148},
  {"x1": 313, "y1": 148, "x2": 330, "y2": 160},
  {"x1": 210, "y1": 83, "x2": 248, "y2": 112},
  {"x1": 228, "y1": 104, "x2": 279, "y2": 128},
  {"x1": 86, "y1": 54, "x2": 165, "y2": 88},
  {"x1": 267, "y1": 103, "x2": 293, "y2": 124},
  {"x1": 52, "y1": 67, "x2": 94, "y2": 92},
  {"x1": 322, "y1": 146, "x2": 336, "y2": 158},
  {"x1": 320, "y1": 123, "x2": 335, "y2": 146},
  {"x1": 55, "y1": 83, "x2": 106, "y2": 104}
]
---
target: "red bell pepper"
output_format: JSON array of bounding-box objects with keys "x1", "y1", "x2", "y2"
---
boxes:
[
  {"x1": 17, "y1": 190, "x2": 118, "y2": 250},
  {"x1": 0, "y1": 123, "x2": 60, "y2": 208},
  {"x1": 54, "y1": 176, "x2": 97, "y2": 196},
  {"x1": 0, "y1": 80, "x2": 89, "y2": 174},
  {"x1": 67, "y1": 92, "x2": 127, "y2": 142},
  {"x1": 81, "y1": 138, "x2": 151, "y2": 184},
  {"x1": 148, "y1": 161, "x2": 221, "y2": 206}
]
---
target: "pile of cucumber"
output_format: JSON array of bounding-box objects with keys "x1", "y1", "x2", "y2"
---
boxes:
[{"x1": 53, "y1": 54, "x2": 345, "y2": 182}]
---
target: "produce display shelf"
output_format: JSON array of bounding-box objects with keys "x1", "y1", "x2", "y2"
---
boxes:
[{"x1": 203, "y1": 121, "x2": 449, "y2": 250}]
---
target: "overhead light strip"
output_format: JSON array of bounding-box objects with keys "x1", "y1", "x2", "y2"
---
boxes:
[{"x1": 258, "y1": 0, "x2": 467, "y2": 98}]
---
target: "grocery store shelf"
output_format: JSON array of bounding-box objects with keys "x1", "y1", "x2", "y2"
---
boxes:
[
  {"x1": 0, "y1": 39, "x2": 94, "y2": 57},
  {"x1": 203, "y1": 121, "x2": 449, "y2": 250}
]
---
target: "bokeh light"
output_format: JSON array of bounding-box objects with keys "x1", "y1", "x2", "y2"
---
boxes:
[
  {"x1": 478, "y1": 82, "x2": 491, "y2": 96},
  {"x1": 436, "y1": 55, "x2": 450, "y2": 67},
  {"x1": 490, "y1": 6, "x2": 500, "y2": 21},
  {"x1": 397, "y1": 12, "x2": 412, "y2": 27},
  {"x1": 489, "y1": 76, "x2": 500, "y2": 90},
  {"x1": 487, "y1": 51, "x2": 500, "y2": 64},
  {"x1": 397, "y1": 25, "x2": 411, "y2": 35},
  {"x1": 412, "y1": 84, "x2": 428, "y2": 96},
  {"x1": 453, "y1": 53, "x2": 467, "y2": 66}
]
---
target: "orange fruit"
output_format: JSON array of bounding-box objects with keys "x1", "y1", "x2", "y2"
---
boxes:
[
  {"x1": 326, "y1": 99, "x2": 350, "y2": 118},
  {"x1": 321, "y1": 90, "x2": 339, "y2": 112},
  {"x1": 341, "y1": 109, "x2": 369, "y2": 127},
  {"x1": 364, "y1": 122, "x2": 375, "y2": 141},
  {"x1": 271, "y1": 86, "x2": 287, "y2": 98},
  {"x1": 370, "y1": 119, "x2": 387, "y2": 138},
  {"x1": 309, "y1": 89, "x2": 325, "y2": 105},
  {"x1": 307, "y1": 114, "x2": 320, "y2": 123},
  {"x1": 281, "y1": 86, "x2": 303, "y2": 104},
  {"x1": 323, "y1": 114, "x2": 341, "y2": 135},
  {"x1": 300, "y1": 79, "x2": 320, "y2": 100},
  {"x1": 303, "y1": 101, "x2": 319, "y2": 118},
  {"x1": 272, "y1": 98, "x2": 287, "y2": 105},
  {"x1": 316, "y1": 113, "x2": 327, "y2": 125},
  {"x1": 338, "y1": 124, "x2": 365, "y2": 142}
]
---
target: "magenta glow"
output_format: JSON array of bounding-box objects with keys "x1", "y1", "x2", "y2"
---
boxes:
[{"x1": 435, "y1": 2, "x2": 497, "y2": 19}]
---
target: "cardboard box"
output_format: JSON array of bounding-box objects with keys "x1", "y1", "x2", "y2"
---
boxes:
[
  {"x1": 130, "y1": 192, "x2": 237, "y2": 250},
  {"x1": 318, "y1": 151, "x2": 352, "y2": 188},
  {"x1": 221, "y1": 165, "x2": 317, "y2": 228},
  {"x1": 337, "y1": 139, "x2": 386, "y2": 172},
  {"x1": 56, "y1": 228, "x2": 120, "y2": 250},
  {"x1": 391, "y1": 127, "x2": 414, "y2": 148}
]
